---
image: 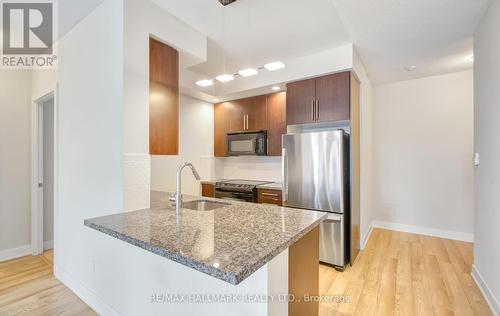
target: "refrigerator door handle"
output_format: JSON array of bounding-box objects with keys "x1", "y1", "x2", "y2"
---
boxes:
[{"x1": 282, "y1": 148, "x2": 288, "y2": 201}]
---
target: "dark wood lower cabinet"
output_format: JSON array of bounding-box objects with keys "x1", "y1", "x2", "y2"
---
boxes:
[
  {"x1": 257, "y1": 188, "x2": 282, "y2": 206},
  {"x1": 201, "y1": 183, "x2": 215, "y2": 197}
]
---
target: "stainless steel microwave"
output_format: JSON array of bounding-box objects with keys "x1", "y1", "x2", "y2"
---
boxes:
[{"x1": 227, "y1": 131, "x2": 267, "y2": 156}]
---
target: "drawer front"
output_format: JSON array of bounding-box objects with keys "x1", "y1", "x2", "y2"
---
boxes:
[{"x1": 257, "y1": 189, "x2": 282, "y2": 206}]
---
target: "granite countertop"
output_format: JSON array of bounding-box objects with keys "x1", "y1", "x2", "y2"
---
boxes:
[
  {"x1": 84, "y1": 191, "x2": 326, "y2": 285},
  {"x1": 256, "y1": 182, "x2": 283, "y2": 190}
]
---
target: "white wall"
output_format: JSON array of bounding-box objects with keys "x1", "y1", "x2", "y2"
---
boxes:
[
  {"x1": 43, "y1": 98, "x2": 55, "y2": 247},
  {"x1": 473, "y1": 0, "x2": 500, "y2": 313},
  {"x1": 123, "y1": 0, "x2": 207, "y2": 210},
  {"x1": 0, "y1": 70, "x2": 32, "y2": 254},
  {"x1": 151, "y1": 95, "x2": 215, "y2": 195},
  {"x1": 55, "y1": 0, "x2": 124, "y2": 301},
  {"x1": 372, "y1": 70, "x2": 474, "y2": 240}
]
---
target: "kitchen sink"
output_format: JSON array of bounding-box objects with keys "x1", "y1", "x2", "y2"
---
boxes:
[{"x1": 182, "y1": 200, "x2": 231, "y2": 211}]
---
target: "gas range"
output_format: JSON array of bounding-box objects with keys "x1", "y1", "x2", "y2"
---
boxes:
[{"x1": 214, "y1": 179, "x2": 274, "y2": 202}]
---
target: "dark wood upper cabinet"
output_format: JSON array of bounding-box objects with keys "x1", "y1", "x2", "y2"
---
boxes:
[
  {"x1": 250, "y1": 95, "x2": 267, "y2": 131},
  {"x1": 228, "y1": 98, "x2": 251, "y2": 132},
  {"x1": 214, "y1": 92, "x2": 284, "y2": 157},
  {"x1": 214, "y1": 102, "x2": 230, "y2": 157},
  {"x1": 266, "y1": 92, "x2": 286, "y2": 156},
  {"x1": 228, "y1": 96, "x2": 267, "y2": 132},
  {"x1": 315, "y1": 72, "x2": 350, "y2": 122},
  {"x1": 286, "y1": 78, "x2": 316, "y2": 125},
  {"x1": 286, "y1": 71, "x2": 351, "y2": 125},
  {"x1": 149, "y1": 38, "x2": 179, "y2": 155}
]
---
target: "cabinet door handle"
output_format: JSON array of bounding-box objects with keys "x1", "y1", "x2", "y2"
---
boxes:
[
  {"x1": 311, "y1": 100, "x2": 315, "y2": 121},
  {"x1": 316, "y1": 99, "x2": 320, "y2": 121},
  {"x1": 246, "y1": 115, "x2": 249, "y2": 130},
  {"x1": 261, "y1": 192, "x2": 279, "y2": 197}
]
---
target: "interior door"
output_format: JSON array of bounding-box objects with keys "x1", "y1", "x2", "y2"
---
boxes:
[
  {"x1": 286, "y1": 78, "x2": 316, "y2": 125},
  {"x1": 315, "y1": 72, "x2": 350, "y2": 123},
  {"x1": 283, "y1": 131, "x2": 345, "y2": 212}
]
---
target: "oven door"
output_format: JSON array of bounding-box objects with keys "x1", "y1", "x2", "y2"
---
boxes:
[
  {"x1": 227, "y1": 131, "x2": 267, "y2": 156},
  {"x1": 214, "y1": 189, "x2": 255, "y2": 203}
]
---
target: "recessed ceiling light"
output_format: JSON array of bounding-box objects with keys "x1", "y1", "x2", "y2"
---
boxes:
[
  {"x1": 272, "y1": 86, "x2": 280, "y2": 91},
  {"x1": 264, "y1": 61, "x2": 285, "y2": 71},
  {"x1": 238, "y1": 68, "x2": 258, "y2": 77},
  {"x1": 405, "y1": 65, "x2": 417, "y2": 72},
  {"x1": 196, "y1": 79, "x2": 214, "y2": 87},
  {"x1": 214, "y1": 98, "x2": 220, "y2": 102},
  {"x1": 216, "y1": 74, "x2": 235, "y2": 83}
]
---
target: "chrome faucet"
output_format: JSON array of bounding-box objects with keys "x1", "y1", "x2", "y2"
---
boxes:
[{"x1": 169, "y1": 162, "x2": 201, "y2": 210}]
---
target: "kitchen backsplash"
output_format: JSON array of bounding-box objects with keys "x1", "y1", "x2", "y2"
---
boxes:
[{"x1": 214, "y1": 156, "x2": 282, "y2": 182}]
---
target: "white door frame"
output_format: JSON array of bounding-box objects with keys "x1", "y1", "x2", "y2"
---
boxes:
[{"x1": 31, "y1": 85, "x2": 59, "y2": 256}]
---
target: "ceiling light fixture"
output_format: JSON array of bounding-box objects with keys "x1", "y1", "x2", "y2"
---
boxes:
[
  {"x1": 196, "y1": 79, "x2": 214, "y2": 87},
  {"x1": 194, "y1": 64, "x2": 286, "y2": 87},
  {"x1": 272, "y1": 86, "x2": 280, "y2": 91},
  {"x1": 216, "y1": 74, "x2": 234, "y2": 82},
  {"x1": 264, "y1": 61, "x2": 285, "y2": 71},
  {"x1": 214, "y1": 98, "x2": 220, "y2": 102},
  {"x1": 238, "y1": 68, "x2": 258, "y2": 77},
  {"x1": 405, "y1": 65, "x2": 417, "y2": 72}
]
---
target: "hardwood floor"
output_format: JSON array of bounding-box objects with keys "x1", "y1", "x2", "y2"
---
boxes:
[
  {"x1": 0, "y1": 250, "x2": 96, "y2": 316},
  {"x1": 0, "y1": 230, "x2": 492, "y2": 316},
  {"x1": 319, "y1": 228, "x2": 492, "y2": 316}
]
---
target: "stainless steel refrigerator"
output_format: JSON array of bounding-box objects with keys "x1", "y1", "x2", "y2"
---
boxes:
[{"x1": 282, "y1": 130, "x2": 350, "y2": 269}]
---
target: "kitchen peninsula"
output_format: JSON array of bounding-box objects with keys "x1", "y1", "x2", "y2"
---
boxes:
[{"x1": 84, "y1": 191, "x2": 327, "y2": 316}]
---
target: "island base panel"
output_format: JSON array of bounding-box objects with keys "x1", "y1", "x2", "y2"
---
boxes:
[{"x1": 288, "y1": 226, "x2": 319, "y2": 316}]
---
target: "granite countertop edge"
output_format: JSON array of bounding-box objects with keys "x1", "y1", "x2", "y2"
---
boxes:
[{"x1": 84, "y1": 211, "x2": 327, "y2": 285}]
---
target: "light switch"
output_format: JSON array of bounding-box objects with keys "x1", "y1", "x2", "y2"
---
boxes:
[{"x1": 474, "y1": 153, "x2": 480, "y2": 166}]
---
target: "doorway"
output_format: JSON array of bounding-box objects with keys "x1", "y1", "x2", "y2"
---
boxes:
[{"x1": 31, "y1": 90, "x2": 57, "y2": 258}]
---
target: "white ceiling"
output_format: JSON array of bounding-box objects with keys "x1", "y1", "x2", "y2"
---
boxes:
[
  {"x1": 153, "y1": 0, "x2": 491, "y2": 92},
  {"x1": 153, "y1": 0, "x2": 350, "y2": 76},
  {"x1": 331, "y1": 0, "x2": 492, "y2": 84}
]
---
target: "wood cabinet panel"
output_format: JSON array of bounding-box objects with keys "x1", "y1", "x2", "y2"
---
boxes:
[
  {"x1": 266, "y1": 92, "x2": 286, "y2": 156},
  {"x1": 289, "y1": 227, "x2": 319, "y2": 316},
  {"x1": 214, "y1": 102, "x2": 230, "y2": 157},
  {"x1": 149, "y1": 38, "x2": 179, "y2": 155},
  {"x1": 315, "y1": 72, "x2": 350, "y2": 122},
  {"x1": 286, "y1": 78, "x2": 316, "y2": 125},
  {"x1": 250, "y1": 95, "x2": 267, "y2": 131},
  {"x1": 201, "y1": 183, "x2": 215, "y2": 197},
  {"x1": 257, "y1": 188, "x2": 283, "y2": 206},
  {"x1": 349, "y1": 73, "x2": 360, "y2": 265},
  {"x1": 228, "y1": 98, "x2": 251, "y2": 132}
]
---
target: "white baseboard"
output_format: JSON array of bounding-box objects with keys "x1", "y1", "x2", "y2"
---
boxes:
[
  {"x1": 472, "y1": 264, "x2": 500, "y2": 316},
  {"x1": 360, "y1": 223, "x2": 373, "y2": 250},
  {"x1": 0, "y1": 245, "x2": 32, "y2": 262},
  {"x1": 55, "y1": 265, "x2": 122, "y2": 316},
  {"x1": 372, "y1": 220, "x2": 474, "y2": 242},
  {"x1": 44, "y1": 240, "x2": 53, "y2": 250}
]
